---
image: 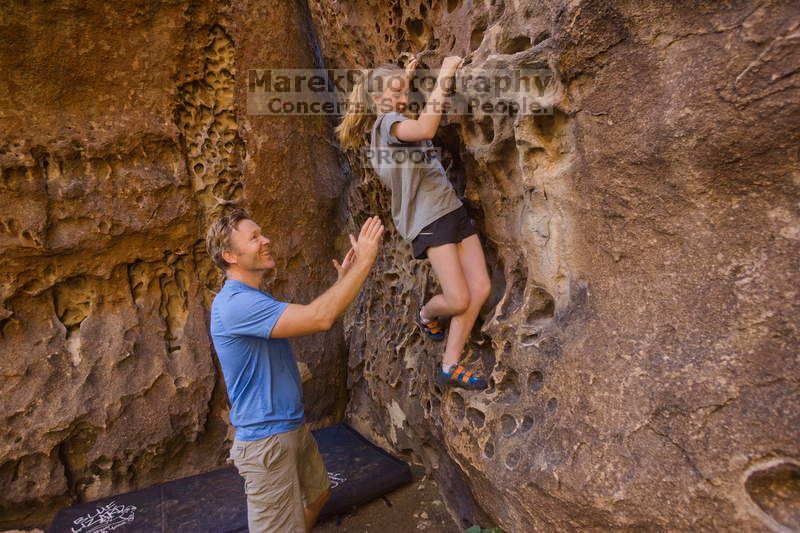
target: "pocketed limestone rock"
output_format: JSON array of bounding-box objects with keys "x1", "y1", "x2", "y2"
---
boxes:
[{"x1": 308, "y1": 0, "x2": 800, "y2": 530}]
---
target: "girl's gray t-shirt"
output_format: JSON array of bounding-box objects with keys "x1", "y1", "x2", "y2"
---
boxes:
[{"x1": 370, "y1": 111, "x2": 463, "y2": 241}]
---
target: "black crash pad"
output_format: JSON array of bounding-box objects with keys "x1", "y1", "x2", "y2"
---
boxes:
[{"x1": 49, "y1": 423, "x2": 412, "y2": 532}]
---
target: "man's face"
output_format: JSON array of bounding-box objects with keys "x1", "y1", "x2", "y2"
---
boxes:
[{"x1": 224, "y1": 219, "x2": 276, "y2": 272}]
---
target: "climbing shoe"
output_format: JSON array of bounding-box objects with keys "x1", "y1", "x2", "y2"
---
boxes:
[
  {"x1": 437, "y1": 364, "x2": 488, "y2": 391},
  {"x1": 416, "y1": 308, "x2": 445, "y2": 341}
]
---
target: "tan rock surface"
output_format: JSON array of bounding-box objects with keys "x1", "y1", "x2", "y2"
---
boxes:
[
  {"x1": 308, "y1": 0, "x2": 800, "y2": 530},
  {"x1": 1, "y1": 0, "x2": 798, "y2": 531},
  {"x1": 0, "y1": 0, "x2": 346, "y2": 528}
]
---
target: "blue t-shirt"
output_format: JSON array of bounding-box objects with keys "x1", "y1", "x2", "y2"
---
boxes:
[{"x1": 210, "y1": 279, "x2": 304, "y2": 440}]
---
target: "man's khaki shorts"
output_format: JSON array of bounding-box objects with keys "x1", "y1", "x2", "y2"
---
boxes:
[{"x1": 229, "y1": 424, "x2": 330, "y2": 533}]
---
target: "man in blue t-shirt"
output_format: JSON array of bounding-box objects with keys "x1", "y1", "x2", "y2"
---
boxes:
[{"x1": 206, "y1": 208, "x2": 384, "y2": 532}]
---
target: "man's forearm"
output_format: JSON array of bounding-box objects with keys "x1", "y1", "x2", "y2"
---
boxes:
[{"x1": 309, "y1": 260, "x2": 373, "y2": 328}]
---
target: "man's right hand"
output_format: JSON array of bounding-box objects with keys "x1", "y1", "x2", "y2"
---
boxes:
[
  {"x1": 348, "y1": 215, "x2": 384, "y2": 267},
  {"x1": 271, "y1": 215, "x2": 385, "y2": 339}
]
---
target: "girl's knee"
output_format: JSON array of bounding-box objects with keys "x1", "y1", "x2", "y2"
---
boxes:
[
  {"x1": 446, "y1": 291, "x2": 470, "y2": 315},
  {"x1": 472, "y1": 276, "x2": 492, "y2": 305}
]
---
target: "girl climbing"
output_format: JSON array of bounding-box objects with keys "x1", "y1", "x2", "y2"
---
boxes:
[{"x1": 336, "y1": 56, "x2": 491, "y2": 391}]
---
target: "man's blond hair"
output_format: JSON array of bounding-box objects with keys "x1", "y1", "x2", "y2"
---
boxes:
[{"x1": 205, "y1": 207, "x2": 252, "y2": 271}]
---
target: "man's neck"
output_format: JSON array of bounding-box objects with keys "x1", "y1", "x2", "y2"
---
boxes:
[{"x1": 225, "y1": 269, "x2": 265, "y2": 290}]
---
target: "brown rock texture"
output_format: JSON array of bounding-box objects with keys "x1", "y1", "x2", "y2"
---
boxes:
[
  {"x1": 0, "y1": 0, "x2": 346, "y2": 528},
  {"x1": 2, "y1": 0, "x2": 799, "y2": 531},
  {"x1": 308, "y1": 0, "x2": 800, "y2": 531}
]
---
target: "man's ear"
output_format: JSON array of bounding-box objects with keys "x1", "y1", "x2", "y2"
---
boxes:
[{"x1": 222, "y1": 249, "x2": 237, "y2": 265}]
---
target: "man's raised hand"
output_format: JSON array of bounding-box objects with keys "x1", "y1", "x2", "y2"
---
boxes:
[
  {"x1": 349, "y1": 215, "x2": 384, "y2": 267},
  {"x1": 332, "y1": 247, "x2": 356, "y2": 282},
  {"x1": 271, "y1": 216, "x2": 384, "y2": 339}
]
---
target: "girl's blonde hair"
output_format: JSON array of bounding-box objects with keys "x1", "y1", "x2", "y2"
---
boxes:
[{"x1": 336, "y1": 63, "x2": 405, "y2": 151}]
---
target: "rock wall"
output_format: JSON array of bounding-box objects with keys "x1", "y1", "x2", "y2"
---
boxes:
[
  {"x1": 0, "y1": 1, "x2": 347, "y2": 528},
  {"x1": 2, "y1": 0, "x2": 798, "y2": 530},
  {"x1": 308, "y1": 0, "x2": 800, "y2": 531}
]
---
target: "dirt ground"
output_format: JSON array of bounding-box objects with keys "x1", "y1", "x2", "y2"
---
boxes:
[{"x1": 316, "y1": 466, "x2": 460, "y2": 532}]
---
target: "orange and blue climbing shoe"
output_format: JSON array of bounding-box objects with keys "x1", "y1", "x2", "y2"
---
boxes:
[
  {"x1": 436, "y1": 364, "x2": 488, "y2": 391},
  {"x1": 416, "y1": 308, "x2": 445, "y2": 341}
]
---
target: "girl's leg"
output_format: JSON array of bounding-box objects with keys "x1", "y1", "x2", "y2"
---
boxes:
[
  {"x1": 422, "y1": 243, "x2": 470, "y2": 320},
  {"x1": 442, "y1": 235, "x2": 491, "y2": 366}
]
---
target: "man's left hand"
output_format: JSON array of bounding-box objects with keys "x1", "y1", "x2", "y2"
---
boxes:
[{"x1": 332, "y1": 247, "x2": 356, "y2": 282}]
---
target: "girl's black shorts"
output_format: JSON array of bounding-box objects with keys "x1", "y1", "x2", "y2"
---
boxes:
[{"x1": 411, "y1": 205, "x2": 478, "y2": 260}]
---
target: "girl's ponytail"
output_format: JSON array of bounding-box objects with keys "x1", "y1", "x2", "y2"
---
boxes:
[
  {"x1": 335, "y1": 71, "x2": 373, "y2": 151},
  {"x1": 336, "y1": 64, "x2": 405, "y2": 151}
]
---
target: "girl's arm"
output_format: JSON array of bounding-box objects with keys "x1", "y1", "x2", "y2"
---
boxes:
[{"x1": 393, "y1": 56, "x2": 463, "y2": 142}]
